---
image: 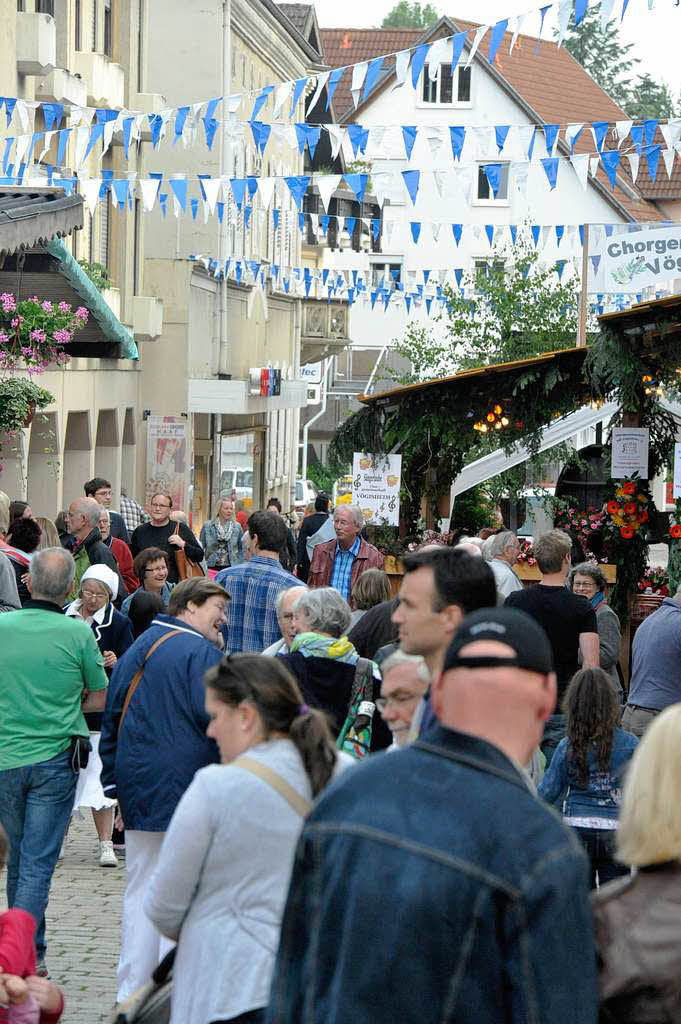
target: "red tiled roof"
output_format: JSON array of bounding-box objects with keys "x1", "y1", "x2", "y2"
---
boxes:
[{"x1": 319, "y1": 20, "x2": 665, "y2": 223}]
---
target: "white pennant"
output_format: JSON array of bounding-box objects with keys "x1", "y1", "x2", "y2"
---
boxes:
[
  {"x1": 37, "y1": 131, "x2": 55, "y2": 163},
  {"x1": 624, "y1": 152, "x2": 640, "y2": 183},
  {"x1": 466, "y1": 25, "x2": 488, "y2": 68},
  {"x1": 510, "y1": 14, "x2": 526, "y2": 53},
  {"x1": 316, "y1": 174, "x2": 341, "y2": 213},
  {"x1": 512, "y1": 125, "x2": 535, "y2": 162},
  {"x1": 139, "y1": 177, "x2": 161, "y2": 211},
  {"x1": 80, "y1": 178, "x2": 102, "y2": 215},
  {"x1": 458, "y1": 165, "x2": 475, "y2": 204},
  {"x1": 615, "y1": 120, "x2": 633, "y2": 147},
  {"x1": 202, "y1": 178, "x2": 221, "y2": 214},
  {"x1": 80, "y1": 107, "x2": 95, "y2": 128},
  {"x1": 426, "y1": 126, "x2": 444, "y2": 160},
  {"x1": 662, "y1": 147, "x2": 676, "y2": 178},
  {"x1": 590, "y1": 155, "x2": 601, "y2": 177},
  {"x1": 351, "y1": 61, "x2": 368, "y2": 108},
  {"x1": 227, "y1": 94, "x2": 241, "y2": 115},
  {"x1": 74, "y1": 125, "x2": 90, "y2": 168},
  {"x1": 431, "y1": 222, "x2": 442, "y2": 242},
  {"x1": 307, "y1": 72, "x2": 329, "y2": 116},
  {"x1": 660, "y1": 119, "x2": 681, "y2": 151},
  {"x1": 571, "y1": 153, "x2": 590, "y2": 190},
  {"x1": 600, "y1": 0, "x2": 616, "y2": 29},
  {"x1": 371, "y1": 171, "x2": 391, "y2": 210},
  {"x1": 432, "y1": 169, "x2": 448, "y2": 197},
  {"x1": 471, "y1": 126, "x2": 494, "y2": 158},
  {"x1": 273, "y1": 81, "x2": 292, "y2": 119},
  {"x1": 327, "y1": 125, "x2": 345, "y2": 161},
  {"x1": 514, "y1": 161, "x2": 530, "y2": 197},
  {"x1": 368, "y1": 125, "x2": 386, "y2": 157},
  {"x1": 15, "y1": 99, "x2": 29, "y2": 134},
  {"x1": 102, "y1": 119, "x2": 117, "y2": 157},
  {"x1": 556, "y1": 0, "x2": 572, "y2": 45},
  {"x1": 256, "y1": 176, "x2": 275, "y2": 210},
  {"x1": 14, "y1": 133, "x2": 30, "y2": 167},
  {"x1": 541, "y1": 226, "x2": 551, "y2": 249},
  {"x1": 427, "y1": 37, "x2": 450, "y2": 78},
  {"x1": 395, "y1": 49, "x2": 411, "y2": 88}
]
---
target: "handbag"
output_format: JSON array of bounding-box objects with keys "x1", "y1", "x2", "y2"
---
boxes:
[
  {"x1": 172, "y1": 523, "x2": 204, "y2": 580},
  {"x1": 337, "y1": 657, "x2": 375, "y2": 760},
  {"x1": 111, "y1": 947, "x2": 175, "y2": 1024}
]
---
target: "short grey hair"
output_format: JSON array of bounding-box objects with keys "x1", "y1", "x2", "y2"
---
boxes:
[
  {"x1": 99, "y1": 507, "x2": 110, "y2": 522},
  {"x1": 489, "y1": 530, "x2": 517, "y2": 560},
  {"x1": 71, "y1": 496, "x2": 102, "y2": 528},
  {"x1": 275, "y1": 584, "x2": 308, "y2": 620},
  {"x1": 335, "y1": 504, "x2": 363, "y2": 528},
  {"x1": 30, "y1": 547, "x2": 75, "y2": 601},
  {"x1": 293, "y1": 587, "x2": 352, "y2": 638},
  {"x1": 381, "y1": 648, "x2": 430, "y2": 684},
  {"x1": 569, "y1": 561, "x2": 607, "y2": 594}
]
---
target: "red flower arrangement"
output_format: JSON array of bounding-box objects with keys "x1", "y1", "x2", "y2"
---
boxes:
[{"x1": 605, "y1": 480, "x2": 649, "y2": 541}]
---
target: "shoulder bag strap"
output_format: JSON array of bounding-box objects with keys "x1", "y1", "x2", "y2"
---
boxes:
[
  {"x1": 234, "y1": 756, "x2": 312, "y2": 817},
  {"x1": 117, "y1": 630, "x2": 183, "y2": 737},
  {"x1": 353, "y1": 657, "x2": 374, "y2": 703}
]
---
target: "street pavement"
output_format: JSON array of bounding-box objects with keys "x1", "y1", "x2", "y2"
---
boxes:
[{"x1": 1, "y1": 817, "x2": 125, "y2": 1023}]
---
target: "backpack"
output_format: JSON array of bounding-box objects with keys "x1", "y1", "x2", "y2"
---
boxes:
[{"x1": 337, "y1": 657, "x2": 375, "y2": 760}]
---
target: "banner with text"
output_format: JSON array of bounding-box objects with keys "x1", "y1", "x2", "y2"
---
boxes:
[
  {"x1": 352, "y1": 453, "x2": 402, "y2": 527},
  {"x1": 592, "y1": 225, "x2": 681, "y2": 292},
  {"x1": 146, "y1": 415, "x2": 188, "y2": 512}
]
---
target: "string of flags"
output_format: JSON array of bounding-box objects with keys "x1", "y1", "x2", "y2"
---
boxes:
[{"x1": 188, "y1": 252, "x2": 655, "y2": 318}]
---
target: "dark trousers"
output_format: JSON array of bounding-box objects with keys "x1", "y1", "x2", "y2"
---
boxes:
[
  {"x1": 212, "y1": 1012, "x2": 266, "y2": 1024},
  {"x1": 540, "y1": 712, "x2": 566, "y2": 767},
  {"x1": 573, "y1": 826, "x2": 629, "y2": 888}
]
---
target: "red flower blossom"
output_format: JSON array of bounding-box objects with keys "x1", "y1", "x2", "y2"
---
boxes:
[
  {"x1": 607, "y1": 500, "x2": 620, "y2": 515},
  {"x1": 624, "y1": 502, "x2": 637, "y2": 516},
  {"x1": 622, "y1": 482, "x2": 636, "y2": 495},
  {"x1": 670, "y1": 524, "x2": 681, "y2": 539},
  {"x1": 620, "y1": 526, "x2": 635, "y2": 539}
]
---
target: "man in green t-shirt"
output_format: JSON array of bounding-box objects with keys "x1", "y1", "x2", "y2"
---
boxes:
[{"x1": 0, "y1": 546, "x2": 108, "y2": 971}]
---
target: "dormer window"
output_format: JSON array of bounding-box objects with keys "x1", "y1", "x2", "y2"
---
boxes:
[{"x1": 421, "y1": 64, "x2": 472, "y2": 106}]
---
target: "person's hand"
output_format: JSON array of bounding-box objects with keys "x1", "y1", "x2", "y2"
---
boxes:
[
  {"x1": 103, "y1": 650, "x2": 117, "y2": 669},
  {"x1": 81, "y1": 688, "x2": 90, "y2": 705},
  {"x1": 168, "y1": 533, "x2": 185, "y2": 549},
  {"x1": 1, "y1": 973, "x2": 29, "y2": 1004},
  {"x1": 25, "y1": 975, "x2": 63, "y2": 1012},
  {"x1": 115, "y1": 810, "x2": 124, "y2": 831},
  {"x1": 20, "y1": 572, "x2": 29, "y2": 587}
]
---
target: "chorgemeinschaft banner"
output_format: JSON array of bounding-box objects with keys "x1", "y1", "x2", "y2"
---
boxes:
[{"x1": 592, "y1": 226, "x2": 681, "y2": 292}]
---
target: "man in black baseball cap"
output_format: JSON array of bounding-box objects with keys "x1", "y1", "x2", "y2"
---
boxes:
[{"x1": 267, "y1": 605, "x2": 598, "y2": 1024}]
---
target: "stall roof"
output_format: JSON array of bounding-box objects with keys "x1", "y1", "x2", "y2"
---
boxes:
[
  {"x1": 597, "y1": 292, "x2": 681, "y2": 338},
  {"x1": 358, "y1": 346, "x2": 588, "y2": 405},
  {"x1": 0, "y1": 189, "x2": 83, "y2": 259}
]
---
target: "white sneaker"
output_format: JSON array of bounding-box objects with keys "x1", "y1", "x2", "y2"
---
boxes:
[{"x1": 99, "y1": 840, "x2": 118, "y2": 867}]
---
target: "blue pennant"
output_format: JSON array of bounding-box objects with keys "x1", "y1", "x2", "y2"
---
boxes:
[
  {"x1": 122, "y1": 117, "x2": 134, "y2": 160},
  {"x1": 42, "y1": 102, "x2": 63, "y2": 132},
  {"x1": 202, "y1": 97, "x2": 222, "y2": 151},
  {"x1": 555, "y1": 225, "x2": 565, "y2": 247},
  {"x1": 402, "y1": 125, "x2": 417, "y2": 160},
  {"x1": 251, "y1": 85, "x2": 273, "y2": 122},
  {"x1": 452, "y1": 223, "x2": 463, "y2": 246},
  {"x1": 510, "y1": 224, "x2": 517, "y2": 245},
  {"x1": 169, "y1": 178, "x2": 187, "y2": 211},
  {"x1": 347, "y1": 123, "x2": 369, "y2": 157},
  {"x1": 251, "y1": 121, "x2": 271, "y2": 157},
  {"x1": 327, "y1": 68, "x2": 344, "y2": 110},
  {"x1": 555, "y1": 260, "x2": 567, "y2": 281},
  {"x1": 410, "y1": 44, "x2": 430, "y2": 89},
  {"x1": 592, "y1": 121, "x2": 609, "y2": 152},
  {"x1": 449, "y1": 126, "x2": 465, "y2": 162},
  {"x1": 600, "y1": 150, "x2": 620, "y2": 189},
  {"x1": 541, "y1": 157, "x2": 559, "y2": 190},
  {"x1": 454, "y1": 268, "x2": 464, "y2": 288},
  {"x1": 363, "y1": 56, "x2": 384, "y2": 100},
  {"x1": 402, "y1": 169, "x2": 420, "y2": 205},
  {"x1": 273, "y1": 209, "x2": 280, "y2": 231},
  {"x1": 284, "y1": 175, "x2": 310, "y2": 211},
  {"x1": 148, "y1": 114, "x2": 163, "y2": 148},
  {"x1": 544, "y1": 123, "x2": 559, "y2": 154},
  {"x1": 112, "y1": 179, "x2": 131, "y2": 208},
  {"x1": 244, "y1": 207, "x2": 251, "y2": 228},
  {"x1": 56, "y1": 128, "x2": 70, "y2": 168},
  {"x1": 426, "y1": 298, "x2": 433, "y2": 316},
  {"x1": 372, "y1": 218, "x2": 381, "y2": 242},
  {"x1": 643, "y1": 119, "x2": 658, "y2": 148},
  {"x1": 230, "y1": 178, "x2": 247, "y2": 210},
  {"x1": 174, "y1": 107, "x2": 189, "y2": 143},
  {"x1": 83, "y1": 122, "x2": 105, "y2": 162},
  {"x1": 159, "y1": 193, "x2": 168, "y2": 218},
  {"x1": 298, "y1": 211, "x2": 305, "y2": 232},
  {"x1": 451, "y1": 32, "x2": 467, "y2": 73},
  {"x1": 483, "y1": 162, "x2": 502, "y2": 198},
  {"x1": 488, "y1": 19, "x2": 508, "y2": 64},
  {"x1": 4, "y1": 98, "x2": 16, "y2": 127},
  {"x1": 190, "y1": 199, "x2": 199, "y2": 220},
  {"x1": 575, "y1": 0, "x2": 588, "y2": 24},
  {"x1": 485, "y1": 224, "x2": 494, "y2": 247},
  {"x1": 410, "y1": 222, "x2": 421, "y2": 244},
  {"x1": 320, "y1": 214, "x2": 329, "y2": 234},
  {"x1": 531, "y1": 225, "x2": 541, "y2": 248},
  {"x1": 527, "y1": 128, "x2": 537, "y2": 161},
  {"x1": 579, "y1": 224, "x2": 585, "y2": 247},
  {"x1": 495, "y1": 125, "x2": 510, "y2": 153},
  {"x1": 590, "y1": 254, "x2": 602, "y2": 275},
  {"x1": 344, "y1": 172, "x2": 368, "y2": 203},
  {"x1": 630, "y1": 124, "x2": 643, "y2": 155},
  {"x1": 644, "y1": 144, "x2": 661, "y2": 182},
  {"x1": 216, "y1": 202, "x2": 224, "y2": 223}
]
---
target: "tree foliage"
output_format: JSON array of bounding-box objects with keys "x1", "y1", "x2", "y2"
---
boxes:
[
  {"x1": 381, "y1": 2, "x2": 439, "y2": 29},
  {"x1": 629, "y1": 73, "x2": 676, "y2": 121},
  {"x1": 392, "y1": 240, "x2": 587, "y2": 384}
]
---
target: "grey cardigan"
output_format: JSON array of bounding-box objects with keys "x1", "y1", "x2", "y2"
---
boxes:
[{"x1": 579, "y1": 600, "x2": 621, "y2": 687}]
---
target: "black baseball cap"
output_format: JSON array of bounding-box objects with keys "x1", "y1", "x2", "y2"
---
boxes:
[{"x1": 443, "y1": 607, "x2": 554, "y2": 676}]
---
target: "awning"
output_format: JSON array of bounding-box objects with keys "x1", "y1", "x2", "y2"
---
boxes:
[{"x1": 0, "y1": 188, "x2": 83, "y2": 258}]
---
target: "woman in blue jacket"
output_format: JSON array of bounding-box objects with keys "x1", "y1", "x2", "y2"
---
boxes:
[{"x1": 539, "y1": 667, "x2": 638, "y2": 887}]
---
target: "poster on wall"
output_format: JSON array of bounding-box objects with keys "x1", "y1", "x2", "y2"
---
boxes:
[
  {"x1": 352, "y1": 452, "x2": 402, "y2": 526},
  {"x1": 590, "y1": 225, "x2": 681, "y2": 293},
  {"x1": 146, "y1": 415, "x2": 188, "y2": 512},
  {"x1": 610, "y1": 427, "x2": 649, "y2": 480},
  {"x1": 673, "y1": 442, "x2": 681, "y2": 499}
]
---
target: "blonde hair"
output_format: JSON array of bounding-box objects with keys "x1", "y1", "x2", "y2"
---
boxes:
[
  {"x1": 617, "y1": 704, "x2": 681, "y2": 866},
  {"x1": 35, "y1": 516, "x2": 61, "y2": 550}
]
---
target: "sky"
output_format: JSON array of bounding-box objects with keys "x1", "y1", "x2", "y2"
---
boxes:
[{"x1": 311, "y1": 0, "x2": 681, "y2": 100}]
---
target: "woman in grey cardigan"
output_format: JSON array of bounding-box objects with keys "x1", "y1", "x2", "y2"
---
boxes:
[
  {"x1": 570, "y1": 562, "x2": 622, "y2": 694},
  {"x1": 145, "y1": 655, "x2": 350, "y2": 1024},
  {"x1": 199, "y1": 498, "x2": 244, "y2": 571}
]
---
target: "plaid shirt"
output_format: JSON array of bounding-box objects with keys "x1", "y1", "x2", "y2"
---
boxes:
[
  {"x1": 330, "y1": 535, "x2": 361, "y2": 602},
  {"x1": 216, "y1": 556, "x2": 299, "y2": 653},
  {"x1": 119, "y1": 495, "x2": 149, "y2": 534}
]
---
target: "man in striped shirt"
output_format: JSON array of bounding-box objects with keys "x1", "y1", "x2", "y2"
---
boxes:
[{"x1": 216, "y1": 510, "x2": 298, "y2": 652}]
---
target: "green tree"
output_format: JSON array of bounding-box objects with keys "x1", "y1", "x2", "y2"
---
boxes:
[
  {"x1": 392, "y1": 239, "x2": 588, "y2": 384},
  {"x1": 381, "y1": 2, "x2": 439, "y2": 29},
  {"x1": 561, "y1": 9, "x2": 639, "y2": 110},
  {"x1": 628, "y1": 73, "x2": 676, "y2": 120}
]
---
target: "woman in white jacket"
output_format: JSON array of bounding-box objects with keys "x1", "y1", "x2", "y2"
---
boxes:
[{"x1": 145, "y1": 654, "x2": 351, "y2": 1024}]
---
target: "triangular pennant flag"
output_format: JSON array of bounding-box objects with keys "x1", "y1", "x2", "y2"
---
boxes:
[
  {"x1": 510, "y1": 224, "x2": 518, "y2": 245},
  {"x1": 625, "y1": 151, "x2": 640, "y2": 183},
  {"x1": 168, "y1": 177, "x2": 187, "y2": 211},
  {"x1": 575, "y1": 0, "x2": 589, "y2": 23},
  {"x1": 326, "y1": 67, "x2": 344, "y2": 110},
  {"x1": 41, "y1": 102, "x2": 63, "y2": 132},
  {"x1": 402, "y1": 169, "x2": 420, "y2": 205},
  {"x1": 427, "y1": 37, "x2": 450, "y2": 79},
  {"x1": 544, "y1": 124, "x2": 559, "y2": 155},
  {"x1": 111, "y1": 178, "x2": 130, "y2": 208},
  {"x1": 600, "y1": 149, "x2": 620, "y2": 189},
  {"x1": 256, "y1": 176, "x2": 275, "y2": 210},
  {"x1": 344, "y1": 216, "x2": 356, "y2": 237},
  {"x1": 571, "y1": 153, "x2": 590, "y2": 190},
  {"x1": 273, "y1": 209, "x2": 280, "y2": 231},
  {"x1": 410, "y1": 222, "x2": 421, "y2": 244},
  {"x1": 449, "y1": 126, "x2": 465, "y2": 162},
  {"x1": 251, "y1": 85, "x2": 273, "y2": 122},
  {"x1": 555, "y1": 259, "x2": 567, "y2": 280},
  {"x1": 644, "y1": 143, "x2": 661, "y2": 182},
  {"x1": 4, "y1": 97, "x2": 16, "y2": 128},
  {"x1": 316, "y1": 173, "x2": 341, "y2": 213},
  {"x1": 159, "y1": 193, "x2": 168, "y2": 218},
  {"x1": 284, "y1": 175, "x2": 310, "y2": 212},
  {"x1": 327, "y1": 125, "x2": 345, "y2": 161},
  {"x1": 410, "y1": 44, "x2": 430, "y2": 89},
  {"x1": 230, "y1": 177, "x2": 247, "y2": 211},
  {"x1": 290, "y1": 78, "x2": 307, "y2": 118},
  {"x1": 514, "y1": 161, "x2": 530, "y2": 197},
  {"x1": 590, "y1": 254, "x2": 602, "y2": 275},
  {"x1": 307, "y1": 71, "x2": 330, "y2": 116},
  {"x1": 451, "y1": 32, "x2": 467, "y2": 73},
  {"x1": 466, "y1": 25, "x2": 488, "y2": 67},
  {"x1": 346, "y1": 123, "x2": 369, "y2": 158},
  {"x1": 488, "y1": 19, "x2": 508, "y2": 64},
  {"x1": 431, "y1": 222, "x2": 441, "y2": 242},
  {"x1": 402, "y1": 125, "x2": 417, "y2": 161},
  {"x1": 555, "y1": 225, "x2": 565, "y2": 247},
  {"x1": 139, "y1": 177, "x2": 161, "y2": 212},
  {"x1": 83, "y1": 121, "x2": 105, "y2": 163},
  {"x1": 485, "y1": 224, "x2": 494, "y2": 248},
  {"x1": 615, "y1": 120, "x2": 633, "y2": 147},
  {"x1": 80, "y1": 177, "x2": 102, "y2": 215},
  {"x1": 350, "y1": 62, "x2": 368, "y2": 108},
  {"x1": 363, "y1": 56, "x2": 384, "y2": 100},
  {"x1": 251, "y1": 120, "x2": 272, "y2": 157},
  {"x1": 343, "y1": 172, "x2": 368, "y2": 203},
  {"x1": 454, "y1": 268, "x2": 464, "y2": 289},
  {"x1": 203, "y1": 177, "x2": 221, "y2": 214},
  {"x1": 452, "y1": 223, "x2": 463, "y2": 246},
  {"x1": 565, "y1": 124, "x2": 583, "y2": 152},
  {"x1": 510, "y1": 14, "x2": 525, "y2": 53},
  {"x1": 174, "y1": 106, "x2": 189, "y2": 144},
  {"x1": 395, "y1": 49, "x2": 411, "y2": 87},
  {"x1": 531, "y1": 224, "x2": 541, "y2": 248},
  {"x1": 662, "y1": 147, "x2": 676, "y2": 178},
  {"x1": 556, "y1": 0, "x2": 572, "y2": 45},
  {"x1": 541, "y1": 157, "x2": 559, "y2": 189},
  {"x1": 591, "y1": 121, "x2": 609, "y2": 152},
  {"x1": 482, "y1": 162, "x2": 502, "y2": 197},
  {"x1": 495, "y1": 125, "x2": 510, "y2": 154},
  {"x1": 630, "y1": 124, "x2": 643, "y2": 154}
]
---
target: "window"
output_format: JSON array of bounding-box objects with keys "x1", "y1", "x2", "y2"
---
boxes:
[
  {"x1": 35, "y1": 0, "x2": 55, "y2": 13},
  {"x1": 421, "y1": 63, "x2": 472, "y2": 105},
  {"x1": 476, "y1": 163, "x2": 510, "y2": 203},
  {"x1": 104, "y1": 0, "x2": 112, "y2": 57},
  {"x1": 16, "y1": 0, "x2": 26, "y2": 11},
  {"x1": 371, "y1": 262, "x2": 402, "y2": 289},
  {"x1": 75, "y1": 0, "x2": 81, "y2": 49},
  {"x1": 473, "y1": 259, "x2": 506, "y2": 280}
]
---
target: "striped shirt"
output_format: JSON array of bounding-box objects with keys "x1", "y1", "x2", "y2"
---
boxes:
[
  {"x1": 216, "y1": 556, "x2": 299, "y2": 653},
  {"x1": 330, "y1": 535, "x2": 361, "y2": 602}
]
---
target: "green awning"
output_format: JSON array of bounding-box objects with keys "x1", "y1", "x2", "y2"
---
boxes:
[{"x1": 47, "y1": 239, "x2": 139, "y2": 360}]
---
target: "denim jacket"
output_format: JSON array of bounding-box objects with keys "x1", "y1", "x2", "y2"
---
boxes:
[
  {"x1": 199, "y1": 518, "x2": 243, "y2": 569},
  {"x1": 538, "y1": 727, "x2": 638, "y2": 822},
  {"x1": 267, "y1": 724, "x2": 598, "y2": 1024}
]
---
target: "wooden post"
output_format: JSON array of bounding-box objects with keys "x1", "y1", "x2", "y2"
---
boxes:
[{"x1": 577, "y1": 223, "x2": 589, "y2": 347}]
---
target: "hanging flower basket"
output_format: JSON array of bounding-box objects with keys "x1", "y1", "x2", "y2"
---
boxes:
[
  {"x1": 0, "y1": 293, "x2": 89, "y2": 373},
  {"x1": 0, "y1": 377, "x2": 54, "y2": 436}
]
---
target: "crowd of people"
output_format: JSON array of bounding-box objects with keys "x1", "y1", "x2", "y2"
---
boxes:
[{"x1": 1, "y1": 480, "x2": 681, "y2": 1023}]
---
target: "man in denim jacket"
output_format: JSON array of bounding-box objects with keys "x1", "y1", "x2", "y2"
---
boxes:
[{"x1": 268, "y1": 608, "x2": 598, "y2": 1024}]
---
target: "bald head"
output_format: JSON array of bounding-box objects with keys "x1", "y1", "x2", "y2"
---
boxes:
[
  {"x1": 432, "y1": 638, "x2": 556, "y2": 766},
  {"x1": 276, "y1": 585, "x2": 309, "y2": 648}
]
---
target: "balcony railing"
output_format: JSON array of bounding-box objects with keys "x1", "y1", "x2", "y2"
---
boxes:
[{"x1": 16, "y1": 11, "x2": 56, "y2": 76}]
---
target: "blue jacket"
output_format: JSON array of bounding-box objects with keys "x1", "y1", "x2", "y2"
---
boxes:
[
  {"x1": 538, "y1": 727, "x2": 638, "y2": 821},
  {"x1": 267, "y1": 725, "x2": 598, "y2": 1024},
  {"x1": 99, "y1": 615, "x2": 223, "y2": 831}
]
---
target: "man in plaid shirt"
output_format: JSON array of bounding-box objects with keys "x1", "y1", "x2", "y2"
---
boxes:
[
  {"x1": 119, "y1": 489, "x2": 149, "y2": 535},
  {"x1": 216, "y1": 510, "x2": 298, "y2": 653}
]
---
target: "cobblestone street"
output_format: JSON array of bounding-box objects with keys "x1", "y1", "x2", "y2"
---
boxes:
[{"x1": 1, "y1": 817, "x2": 125, "y2": 1024}]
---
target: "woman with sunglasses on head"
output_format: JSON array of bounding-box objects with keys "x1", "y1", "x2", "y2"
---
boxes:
[{"x1": 145, "y1": 655, "x2": 352, "y2": 1024}]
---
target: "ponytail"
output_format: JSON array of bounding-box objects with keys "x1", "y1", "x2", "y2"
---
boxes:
[{"x1": 204, "y1": 654, "x2": 337, "y2": 797}]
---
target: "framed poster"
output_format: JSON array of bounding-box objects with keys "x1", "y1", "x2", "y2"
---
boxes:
[
  {"x1": 352, "y1": 452, "x2": 402, "y2": 526},
  {"x1": 611, "y1": 427, "x2": 649, "y2": 480}
]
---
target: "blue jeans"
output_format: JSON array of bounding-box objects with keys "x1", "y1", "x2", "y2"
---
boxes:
[
  {"x1": 0, "y1": 748, "x2": 77, "y2": 960},
  {"x1": 573, "y1": 826, "x2": 629, "y2": 889}
]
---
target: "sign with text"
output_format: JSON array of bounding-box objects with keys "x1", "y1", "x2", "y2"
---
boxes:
[
  {"x1": 673, "y1": 442, "x2": 681, "y2": 499},
  {"x1": 611, "y1": 427, "x2": 649, "y2": 480},
  {"x1": 146, "y1": 415, "x2": 187, "y2": 512},
  {"x1": 352, "y1": 452, "x2": 402, "y2": 526},
  {"x1": 592, "y1": 225, "x2": 681, "y2": 292}
]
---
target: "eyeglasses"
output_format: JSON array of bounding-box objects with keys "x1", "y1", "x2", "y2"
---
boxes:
[
  {"x1": 150, "y1": 502, "x2": 171, "y2": 509},
  {"x1": 81, "y1": 588, "x2": 107, "y2": 599},
  {"x1": 376, "y1": 693, "x2": 422, "y2": 712},
  {"x1": 145, "y1": 565, "x2": 167, "y2": 574}
]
